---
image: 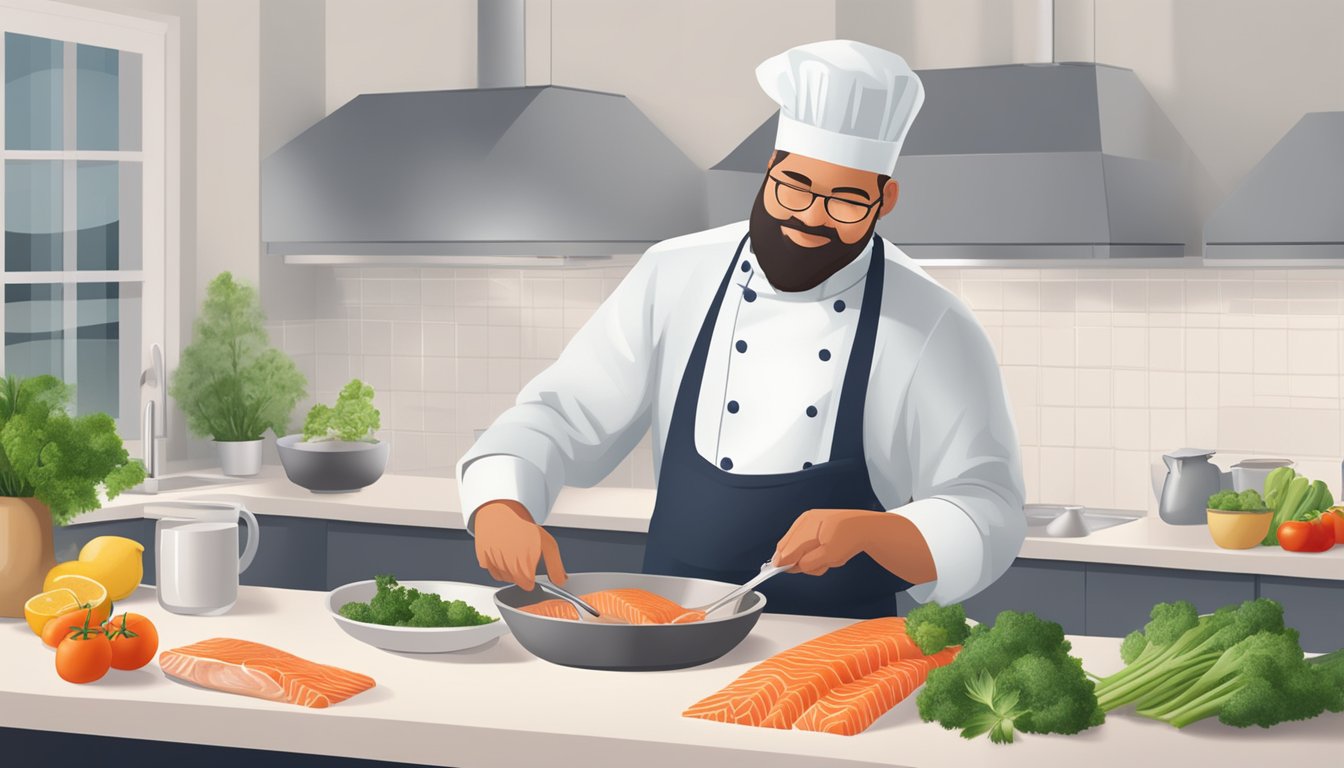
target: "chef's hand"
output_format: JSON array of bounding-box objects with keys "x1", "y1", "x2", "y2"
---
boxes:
[
  {"x1": 772, "y1": 508, "x2": 937, "y2": 584},
  {"x1": 771, "y1": 508, "x2": 880, "y2": 576},
  {"x1": 473, "y1": 500, "x2": 568, "y2": 590}
]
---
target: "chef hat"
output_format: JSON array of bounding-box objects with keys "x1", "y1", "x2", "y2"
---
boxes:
[{"x1": 756, "y1": 40, "x2": 925, "y2": 176}]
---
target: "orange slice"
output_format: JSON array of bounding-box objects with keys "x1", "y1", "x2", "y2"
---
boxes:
[
  {"x1": 23, "y1": 588, "x2": 81, "y2": 636},
  {"x1": 48, "y1": 574, "x2": 111, "y2": 626}
]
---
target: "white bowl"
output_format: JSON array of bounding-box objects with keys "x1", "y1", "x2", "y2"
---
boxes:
[{"x1": 326, "y1": 580, "x2": 510, "y2": 653}]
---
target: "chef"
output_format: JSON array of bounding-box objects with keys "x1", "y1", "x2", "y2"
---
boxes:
[{"x1": 457, "y1": 40, "x2": 1026, "y2": 618}]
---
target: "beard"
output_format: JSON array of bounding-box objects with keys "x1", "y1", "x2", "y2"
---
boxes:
[{"x1": 748, "y1": 182, "x2": 878, "y2": 292}]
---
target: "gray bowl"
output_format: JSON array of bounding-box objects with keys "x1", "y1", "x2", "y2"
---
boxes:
[
  {"x1": 276, "y1": 433, "x2": 388, "y2": 493},
  {"x1": 494, "y1": 572, "x2": 765, "y2": 671}
]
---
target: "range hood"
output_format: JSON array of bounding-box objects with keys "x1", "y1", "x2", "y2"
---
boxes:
[
  {"x1": 1204, "y1": 112, "x2": 1344, "y2": 265},
  {"x1": 262, "y1": 1, "x2": 704, "y2": 266},
  {"x1": 708, "y1": 62, "x2": 1205, "y2": 265}
]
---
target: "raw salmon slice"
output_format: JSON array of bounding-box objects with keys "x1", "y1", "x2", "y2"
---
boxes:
[
  {"x1": 793, "y1": 646, "x2": 960, "y2": 735},
  {"x1": 518, "y1": 588, "x2": 704, "y2": 624},
  {"x1": 683, "y1": 617, "x2": 916, "y2": 728},
  {"x1": 160, "y1": 638, "x2": 376, "y2": 708}
]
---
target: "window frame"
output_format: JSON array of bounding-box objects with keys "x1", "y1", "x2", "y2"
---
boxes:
[{"x1": 0, "y1": 0, "x2": 178, "y2": 462}]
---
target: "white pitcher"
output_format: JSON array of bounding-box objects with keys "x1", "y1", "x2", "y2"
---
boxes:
[{"x1": 144, "y1": 501, "x2": 259, "y2": 616}]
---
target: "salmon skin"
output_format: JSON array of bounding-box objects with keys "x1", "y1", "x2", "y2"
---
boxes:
[
  {"x1": 159, "y1": 638, "x2": 376, "y2": 708},
  {"x1": 683, "y1": 618, "x2": 957, "y2": 734},
  {"x1": 792, "y1": 646, "x2": 960, "y2": 735},
  {"x1": 518, "y1": 588, "x2": 705, "y2": 624}
]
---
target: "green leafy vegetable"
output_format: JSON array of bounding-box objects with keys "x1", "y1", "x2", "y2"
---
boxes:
[
  {"x1": 906, "y1": 601, "x2": 971, "y2": 655},
  {"x1": 1207, "y1": 489, "x2": 1266, "y2": 512},
  {"x1": 916, "y1": 610, "x2": 1104, "y2": 744},
  {"x1": 169, "y1": 272, "x2": 307, "y2": 441},
  {"x1": 1091, "y1": 598, "x2": 1344, "y2": 729},
  {"x1": 302, "y1": 379, "x2": 380, "y2": 442},
  {"x1": 0, "y1": 375, "x2": 145, "y2": 525},
  {"x1": 338, "y1": 574, "x2": 496, "y2": 628},
  {"x1": 1260, "y1": 468, "x2": 1334, "y2": 545}
]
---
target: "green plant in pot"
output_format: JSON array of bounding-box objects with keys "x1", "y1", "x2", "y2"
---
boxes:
[
  {"x1": 170, "y1": 272, "x2": 307, "y2": 476},
  {"x1": 0, "y1": 375, "x2": 145, "y2": 617},
  {"x1": 276, "y1": 379, "x2": 388, "y2": 493}
]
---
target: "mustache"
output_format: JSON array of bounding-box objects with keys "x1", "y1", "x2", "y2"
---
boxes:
[{"x1": 779, "y1": 218, "x2": 838, "y2": 240}]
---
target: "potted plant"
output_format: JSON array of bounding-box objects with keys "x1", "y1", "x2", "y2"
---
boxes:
[
  {"x1": 169, "y1": 272, "x2": 307, "y2": 476},
  {"x1": 0, "y1": 375, "x2": 145, "y2": 617},
  {"x1": 276, "y1": 379, "x2": 388, "y2": 493}
]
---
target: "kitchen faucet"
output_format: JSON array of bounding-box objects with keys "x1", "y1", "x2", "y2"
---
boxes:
[{"x1": 138, "y1": 344, "x2": 164, "y2": 492}]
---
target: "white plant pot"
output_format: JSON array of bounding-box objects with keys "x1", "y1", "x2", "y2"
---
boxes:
[{"x1": 216, "y1": 438, "x2": 264, "y2": 476}]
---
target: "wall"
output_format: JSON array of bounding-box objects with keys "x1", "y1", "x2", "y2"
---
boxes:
[
  {"x1": 926, "y1": 266, "x2": 1344, "y2": 514},
  {"x1": 287, "y1": 0, "x2": 1344, "y2": 514}
]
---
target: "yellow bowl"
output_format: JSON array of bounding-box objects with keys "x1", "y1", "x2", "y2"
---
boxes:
[{"x1": 1206, "y1": 508, "x2": 1272, "y2": 549}]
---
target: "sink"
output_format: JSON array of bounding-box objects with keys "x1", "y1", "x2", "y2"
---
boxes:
[
  {"x1": 1025, "y1": 504, "x2": 1142, "y2": 538},
  {"x1": 122, "y1": 475, "x2": 250, "y2": 494}
]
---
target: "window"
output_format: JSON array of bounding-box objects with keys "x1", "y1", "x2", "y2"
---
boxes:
[{"x1": 1, "y1": 0, "x2": 169, "y2": 456}]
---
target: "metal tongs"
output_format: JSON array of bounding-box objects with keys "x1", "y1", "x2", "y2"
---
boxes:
[{"x1": 535, "y1": 579, "x2": 629, "y2": 624}]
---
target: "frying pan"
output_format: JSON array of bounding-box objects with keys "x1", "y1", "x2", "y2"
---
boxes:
[{"x1": 494, "y1": 572, "x2": 765, "y2": 671}]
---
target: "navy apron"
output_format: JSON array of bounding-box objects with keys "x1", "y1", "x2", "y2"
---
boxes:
[{"x1": 642, "y1": 234, "x2": 913, "y2": 618}]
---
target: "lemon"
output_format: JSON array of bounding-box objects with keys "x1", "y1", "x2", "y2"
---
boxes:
[
  {"x1": 44, "y1": 535, "x2": 143, "y2": 602},
  {"x1": 23, "y1": 588, "x2": 80, "y2": 635},
  {"x1": 48, "y1": 574, "x2": 110, "y2": 626}
]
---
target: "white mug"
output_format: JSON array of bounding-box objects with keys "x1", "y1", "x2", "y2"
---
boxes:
[{"x1": 146, "y1": 501, "x2": 259, "y2": 616}]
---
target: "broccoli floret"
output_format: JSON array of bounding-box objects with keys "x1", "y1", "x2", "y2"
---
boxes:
[
  {"x1": 906, "y1": 602, "x2": 970, "y2": 655},
  {"x1": 1207, "y1": 490, "x2": 1239, "y2": 510},
  {"x1": 342, "y1": 574, "x2": 497, "y2": 627},
  {"x1": 1092, "y1": 599, "x2": 1296, "y2": 715},
  {"x1": 338, "y1": 601, "x2": 375, "y2": 623},
  {"x1": 1135, "y1": 629, "x2": 1344, "y2": 728},
  {"x1": 1236, "y1": 489, "x2": 1266, "y2": 511},
  {"x1": 367, "y1": 574, "x2": 414, "y2": 625},
  {"x1": 407, "y1": 593, "x2": 453, "y2": 627},
  {"x1": 916, "y1": 610, "x2": 1103, "y2": 744}
]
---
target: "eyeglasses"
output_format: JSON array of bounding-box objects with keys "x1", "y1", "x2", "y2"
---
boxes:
[{"x1": 767, "y1": 175, "x2": 880, "y2": 224}]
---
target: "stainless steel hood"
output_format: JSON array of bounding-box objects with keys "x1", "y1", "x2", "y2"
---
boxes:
[
  {"x1": 262, "y1": 0, "x2": 704, "y2": 266},
  {"x1": 1204, "y1": 112, "x2": 1344, "y2": 265},
  {"x1": 708, "y1": 62, "x2": 1205, "y2": 265}
]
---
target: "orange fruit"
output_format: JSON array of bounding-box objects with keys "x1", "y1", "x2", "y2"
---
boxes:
[
  {"x1": 23, "y1": 588, "x2": 81, "y2": 636},
  {"x1": 47, "y1": 574, "x2": 111, "y2": 626}
]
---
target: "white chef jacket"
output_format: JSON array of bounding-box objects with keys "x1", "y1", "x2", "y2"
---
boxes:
[{"x1": 457, "y1": 221, "x2": 1027, "y2": 606}]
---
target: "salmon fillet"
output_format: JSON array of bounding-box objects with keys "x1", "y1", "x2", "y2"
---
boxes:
[
  {"x1": 792, "y1": 646, "x2": 960, "y2": 735},
  {"x1": 159, "y1": 638, "x2": 376, "y2": 708},
  {"x1": 683, "y1": 617, "x2": 918, "y2": 728},
  {"x1": 518, "y1": 588, "x2": 704, "y2": 624}
]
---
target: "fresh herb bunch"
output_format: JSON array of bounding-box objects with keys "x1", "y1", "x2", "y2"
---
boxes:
[
  {"x1": 0, "y1": 375, "x2": 145, "y2": 525},
  {"x1": 338, "y1": 574, "x2": 496, "y2": 627},
  {"x1": 1206, "y1": 489, "x2": 1267, "y2": 512},
  {"x1": 169, "y1": 272, "x2": 307, "y2": 442},
  {"x1": 302, "y1": 379, "x2": 380, "y2": 442}
]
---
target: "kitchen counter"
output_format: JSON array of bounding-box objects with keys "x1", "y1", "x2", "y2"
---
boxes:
[
  {"x1": 75, "y1": 468, "x2": 1344, "y2": 582},
  {"x1": 1, "y1": 584, "x2": 1336, "y2": 767}
]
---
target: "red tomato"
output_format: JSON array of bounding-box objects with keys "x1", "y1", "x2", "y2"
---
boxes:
[
  {"x1": 1278, "y1": 518, "x2": 1334, "y2": 553},
  {"x1": 103, "y1": 613, "x2": 159, "y2": 670},
  {"x1": 55, "y1": 629, "x2": 112, "y2": 683}
]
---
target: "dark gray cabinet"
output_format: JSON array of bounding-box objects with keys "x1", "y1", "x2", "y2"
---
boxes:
[
  {"x1": 326, "y1": 521, "x2": 649, "y2": 589},
  {"x1": 959, "y1": 559, "x2": 1086, "y2": 634},
  {"x1": 1083, "y1": 563, "x2": 1257, "y2": 639},
  {"x1": 1258, "y1": 576, "x2": 1344, "y2": 653}
]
